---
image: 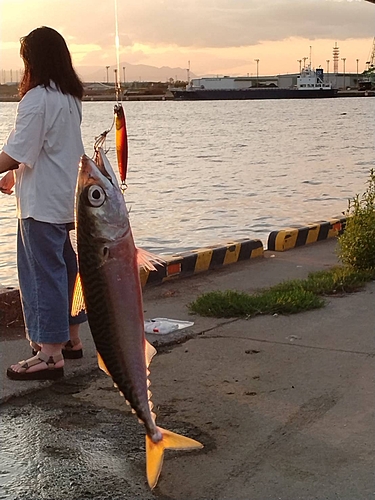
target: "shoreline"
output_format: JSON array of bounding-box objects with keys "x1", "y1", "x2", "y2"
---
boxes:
[{"x1": 0, "y1": 89, "x2": 373, "y2": 102}]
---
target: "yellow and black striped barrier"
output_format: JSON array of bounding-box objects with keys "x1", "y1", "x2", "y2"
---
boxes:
[
  {"x1": 140, "y1": 238, "x2": 264, "y2": 287},
  {"x1": 267, "y1": 216, "x2": 347, "y2": 252}
]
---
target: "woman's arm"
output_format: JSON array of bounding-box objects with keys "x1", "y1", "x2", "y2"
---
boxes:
[
  {"x1": 0, "y1": 170, "x2": 16, "y2": 194},
  {"x1": 0, "y1": 151, "x2": 19, "y2": 174}
]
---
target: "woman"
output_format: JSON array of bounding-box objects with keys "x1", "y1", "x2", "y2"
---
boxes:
[{"x1": 0, "y1": 26, "x2": 87, "y2": 380}]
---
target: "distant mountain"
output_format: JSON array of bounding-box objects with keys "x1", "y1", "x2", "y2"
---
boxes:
[{"x1": 76, "y1": 62, "x2": 197, "y2": 83}]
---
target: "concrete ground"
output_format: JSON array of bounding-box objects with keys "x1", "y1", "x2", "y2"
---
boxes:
[{"x1": 1, "y1": 239, "x2": 374, "y2": 500}]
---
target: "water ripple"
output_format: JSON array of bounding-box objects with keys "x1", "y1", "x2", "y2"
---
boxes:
[{"x1": 0, "y1": 98, "x2": 374, "y2": 286}]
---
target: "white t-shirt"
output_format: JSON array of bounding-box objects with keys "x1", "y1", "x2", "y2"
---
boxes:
[{"x1": 3, "y1": 82, "x2": 84, "y2": 223}]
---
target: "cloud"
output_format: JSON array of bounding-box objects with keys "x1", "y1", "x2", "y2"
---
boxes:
[
  {"x1": 1, "y1": 0, "x2": 373, "y2": 50},
  {"x1": 0, "y1": 0, "x2": 373, "y2": 74},
  {"x1": 117, "y1": 0, "x2": 374, "y2": 48}
]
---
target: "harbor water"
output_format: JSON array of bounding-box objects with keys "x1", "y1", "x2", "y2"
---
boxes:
[{"x1": 0, "y1": 97, "x2": 374, "y2": 287}]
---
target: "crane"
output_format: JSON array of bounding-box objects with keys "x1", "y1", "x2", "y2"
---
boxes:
[
  {"x1": 359, "y1": 37, "x2": 375, "y2": 90},
  {"x1": 365, "y1": 37, "x2": 375, "y2": 69}
]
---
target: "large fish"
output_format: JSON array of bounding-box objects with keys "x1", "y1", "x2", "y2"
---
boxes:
[{"x1": 74, "y1": 149, "x2": 202, "y2": 489}]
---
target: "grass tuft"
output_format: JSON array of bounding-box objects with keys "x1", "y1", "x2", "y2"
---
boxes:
[{"x1": 189, "y1": 265, "x2": 374, "y2": 318}]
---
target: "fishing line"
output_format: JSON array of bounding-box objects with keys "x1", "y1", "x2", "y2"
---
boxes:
[
  {"x1": 114, "y1": 0, "x2": 121, "y2": 103},
  {"x1": 113, "y1": 0, "x2": 129, "y2": 192}
]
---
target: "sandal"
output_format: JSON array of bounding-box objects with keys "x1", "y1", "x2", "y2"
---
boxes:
[
  {"x1": 31, "y1": 339, "x2": 83, "y2": 360},
  {"x1": 62, "y1": 339, "x2": 83, "y2": 359},
  {"x1": 7, "y1": 351, "x2": 64, "y2": 381}
]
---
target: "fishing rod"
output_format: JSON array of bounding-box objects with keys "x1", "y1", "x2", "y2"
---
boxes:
[{"x1": 94, "y1": 0, "x2": 128, "y2": 191}]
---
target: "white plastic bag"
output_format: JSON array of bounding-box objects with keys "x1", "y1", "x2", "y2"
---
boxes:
[{"x1": 144, "y1": 318, "x2": 194, "y2": 335}]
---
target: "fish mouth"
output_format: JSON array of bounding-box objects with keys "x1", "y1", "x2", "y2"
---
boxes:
[
  {"x1": 78, "y1": 152, "x2": 116, "y2": 187},
  {"x1": 78, "y1": 153, "x2": 112, "y2": 186},
  {"x1": 95, "y1": 148, "x2": 120, "y2": 189},
  {"x1": 95, "y1": 149, "x2": 113, "y2": 181}
]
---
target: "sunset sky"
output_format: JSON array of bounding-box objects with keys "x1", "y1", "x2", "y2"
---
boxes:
[{"x1": 0, "y1": 0, "x2": 374, "y2": 80}]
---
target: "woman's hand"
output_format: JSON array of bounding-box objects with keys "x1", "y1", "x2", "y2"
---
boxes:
[{"x1": 0, "y1": 170, "x2": 16, "y2": 195}]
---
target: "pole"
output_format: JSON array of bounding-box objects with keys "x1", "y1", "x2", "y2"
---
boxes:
[
  {"x1": 187, "y1": 60, "x2": 190, "y2": 85},
  {"x1": 326, "y1": 60, "x2": 330, "y2": 83},
  {"x1": 356, "y1": 58, "x2": 359, "y2": 88},
  {"x1": 254, "y1": 59, "x2": 259, "y2": 86},
  {"x1": 123, "y1": 66, "x2": 126, "y2": 85},
  {"x1": 106, "y1": 66, "x2": 110, "y2": 83},
  {"x1": 341, "y1": 58, "x2": 346, "y2": 89}
]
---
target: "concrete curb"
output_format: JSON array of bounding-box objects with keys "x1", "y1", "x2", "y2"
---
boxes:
[
  {"x1": 140, "y1": 238, "x2": 264, "y2": 287},
  {"x1": 0, "y1": 212, "x2": 350, "y2": 327},
  {"x1": 267, "y1": 216, "x2": 347, "y2": 252},
  {"x1": 0, "y1": 238, "x2": 264, "y2": 327}
]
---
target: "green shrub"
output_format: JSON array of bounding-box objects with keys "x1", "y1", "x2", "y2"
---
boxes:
[{"x1": 337, "y1": 169, "x2": 375, "y2": 271}]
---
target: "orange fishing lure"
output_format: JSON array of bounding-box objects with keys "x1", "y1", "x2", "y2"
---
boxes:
[{"x1": 114, "y1": 103, "x2": 128, "y2": 186}]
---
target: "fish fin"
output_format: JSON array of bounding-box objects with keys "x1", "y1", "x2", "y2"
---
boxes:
[
  {"x1": 145, "y1": 340, "x2": 157, "y2": 367},
  {"x1": 146, "y1": 428, "x2": 203, "y2": 489},
  {"x1": 71, "y1": 273, "x2": 86, "y2": 316},
  {"x1": 136, "y1": 247, "x2": 165, "y2": 271},
  {"x1": 69, "y1": 227, "x2": 78, "y2": 254},
  {"x1": 146, "y1": 435, "x2": 164, "y2": 489},
  {"x1": 159, "y1": 428, "x2": 203, "y2": 451},
  {"x1": 97, "y1": 352, "x2": 111, "y2": 376}
]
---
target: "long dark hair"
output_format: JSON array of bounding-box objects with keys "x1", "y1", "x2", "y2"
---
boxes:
[{"x1": 19, "y1": 26, "x2": 84, "y2": 99}]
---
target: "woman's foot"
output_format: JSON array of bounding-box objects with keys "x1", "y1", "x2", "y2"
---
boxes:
[
  {"x1": 7, "y1": 351, "x2": 64, "y2": 380},
  {"x1": 67, "y1": 324, "x2": 83, "y2": 359},
  {"x1": 62, "y1": 339, "x2": 83, "y2": 359},
  {"x1": 31, "y1": 338, "x2": 83, "y2": 359}
]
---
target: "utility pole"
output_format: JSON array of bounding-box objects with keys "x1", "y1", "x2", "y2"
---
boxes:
[
  {"x1": 356, "y1": 58, "x2": 359, "y2": 87},
  {"x1": 341, "y1": 57, "x2": 346, "y2": 89},
  {"x1": 187, "y1": 60, "x2": 190, "y2": 85},
  {"x1": 254, "y1": 59, "x2": 259, "y2": 86}
]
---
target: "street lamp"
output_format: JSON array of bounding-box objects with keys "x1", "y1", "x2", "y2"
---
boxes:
[
  {"x1": 106, "y1": 66, "x2": 110, "y2": 83},
  {"x1": 356, "y1": 59, "x2": 359, "y2": 87},
  {"x1": 254, "y1": 59, "x2": 259, "y2": 87},
  {"x1": 297, "y1": 59, "x2": 302, "y2": 73},
  {"x1": 341, "y1": 57, "x2": 346, "y2": 89}
]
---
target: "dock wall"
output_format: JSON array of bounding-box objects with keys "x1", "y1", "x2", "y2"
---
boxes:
[{"x1": 0, "y1": 216, "x2": 347, "y2": 327}]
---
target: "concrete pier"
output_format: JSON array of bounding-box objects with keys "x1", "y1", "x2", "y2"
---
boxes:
[{"x1": 1, "y1": 238, "x2": 374, "y2": 499}]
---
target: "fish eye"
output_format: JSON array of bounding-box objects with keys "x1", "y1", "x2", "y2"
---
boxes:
[{"x1": 87, "y1": 185, "x2": 106, "y2": 207}]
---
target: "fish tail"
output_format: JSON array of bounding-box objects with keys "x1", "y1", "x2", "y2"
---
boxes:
[{"x1": 146, "y1": 428, "x2": 203, "y2": 489}]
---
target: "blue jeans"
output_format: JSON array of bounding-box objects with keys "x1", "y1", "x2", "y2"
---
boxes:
[{"x1": 17, "y1": 218, "x2": 87, "y2": 344}]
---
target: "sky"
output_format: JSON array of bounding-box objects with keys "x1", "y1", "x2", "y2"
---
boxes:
[{"x1": 0, "y1": 0, "x2": 374, "y2": 81}]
